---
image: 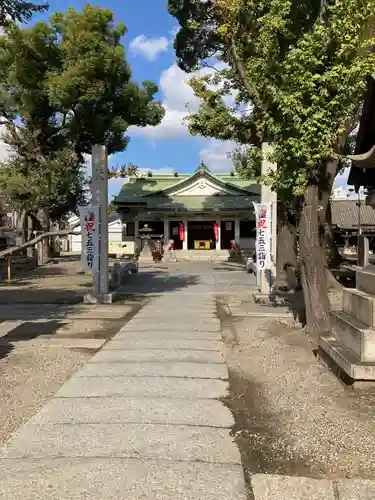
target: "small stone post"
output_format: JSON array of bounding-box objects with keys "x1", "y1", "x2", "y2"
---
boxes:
[{"x1": 358, "y1": 235, "x2": 369, "y2": 267}]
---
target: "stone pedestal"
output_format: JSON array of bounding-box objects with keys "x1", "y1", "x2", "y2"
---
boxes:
[
  {"x1": 138, "y1": 240, "x2": 154, "y2": 262},
  {"x1": 319, "y1": 265, "x2": 375, "y2": 384}
]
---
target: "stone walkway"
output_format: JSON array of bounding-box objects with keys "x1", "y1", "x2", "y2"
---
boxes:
[
  {"x1": 1, "y1": 261, "x2": 374, "y2": 499},
  {"x1": 0, "y1": 290, "x2": 246, "y2": 499}
]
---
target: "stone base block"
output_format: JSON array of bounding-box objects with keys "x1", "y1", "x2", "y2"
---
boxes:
[
  {"x1": 318, "y1": 334, "x2": 375, "y2": 383},
  {"x1": 343, "y1": 287, "x2": 375, "y2": 327},
  {"x1": 253, "y1": 292, "x2": 285, "y2": 307},
  {"x1": 356, "y1": 266, "x2": 375, "y2": 295},
  {"x1": 330, "y1": 310, "x2": 375, "y2": 362},
  {"x1": 83, "y1": 292, "x2": 117, "y2": 304}
]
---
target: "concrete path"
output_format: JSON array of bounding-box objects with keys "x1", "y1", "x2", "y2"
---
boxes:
[
  {"x1": 0, "y1": 291, "x2": 246, "y2": 499},
  {"x1": 117, "y1": 260, "x2": 257, "y2": 296}
]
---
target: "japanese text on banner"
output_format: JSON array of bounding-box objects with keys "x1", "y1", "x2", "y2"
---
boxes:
[
  {"x1": 79, "y1": 206, "x2": 99, "y2": 273},
  {"x1": 253, "y1": 202, "x2": 271, "y2": 271}
]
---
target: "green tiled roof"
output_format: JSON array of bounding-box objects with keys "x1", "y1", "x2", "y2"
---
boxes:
[
  {"x1": 139, "y1": 195, "x2": 255, "y2": 211},
  {"x1": 114, "y1": 167, "x2": 259, "y2": 211}
]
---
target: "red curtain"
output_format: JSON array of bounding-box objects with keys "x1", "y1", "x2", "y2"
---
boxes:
[
  {"x1": 179, "y1": 222, "x2": 185, "y2": 241},
  {"x1": 213, "y1": 223, "x2": 219, "y2": 241}
]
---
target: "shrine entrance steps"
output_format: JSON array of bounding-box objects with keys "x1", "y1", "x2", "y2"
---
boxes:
[{"x1": 173, "y1": 249, "x2": 230, "y2": 261}]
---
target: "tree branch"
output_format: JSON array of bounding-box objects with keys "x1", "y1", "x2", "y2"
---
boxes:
[
  {"x1": 0, "y1": 220, "x2": 81, "y2": 259},
  {"x1": 228, "y1": 39, "x2": 263, "y2": 110}
]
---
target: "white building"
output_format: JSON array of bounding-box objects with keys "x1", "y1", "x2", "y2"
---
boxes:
[{"x1": 67, "y1": 212, "x2": 125, "y2": 253}]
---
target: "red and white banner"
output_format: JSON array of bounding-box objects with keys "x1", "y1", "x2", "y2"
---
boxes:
[
  {"x1": 179, "y1": 222, "x2": 185, "y2": 241},
  {"x1": 79, "y1": 205, "x2": 99, "y2": 273},
  {"x1": 253, "y1": 202, "x2": 271, "y2": 271},
  {"x1": 213, "y1": 223, "x2": 219, "y2": 241}
]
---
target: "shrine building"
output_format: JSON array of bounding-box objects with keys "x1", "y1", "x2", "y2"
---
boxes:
[{"x1": 113, "y1": 163, "x2": 260, "y2": 257}]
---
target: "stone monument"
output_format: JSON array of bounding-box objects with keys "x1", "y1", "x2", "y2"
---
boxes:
[
  {"x1": 138, "y1": 224, "x2": 154, "y2": 263},
  {"x1": 84, "y1": 145, "x2": 113, "y2": 304}
]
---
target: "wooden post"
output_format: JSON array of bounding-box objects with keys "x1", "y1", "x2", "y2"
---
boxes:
[{"x1": 7, "y1": 254, "x2": 11, "y2": 283}]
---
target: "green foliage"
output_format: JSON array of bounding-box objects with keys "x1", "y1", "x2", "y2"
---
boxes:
[
  {"x1": 231, "y1": 147, "x2": 262, "y2": 180},
  {"x1": 0, "y1": 5, "x2": 164, "y2": 224},
  {"x1": 108, "y1": 163, "x2": 138, "y2": 179},
  {"x1": 169, "y1": 0, "x2": 375, "y2": 194},
  {"x1": 108, "y1": 201, "x2": 117, "y2": 216},
  {"x1": 0, "y1": 0, "x2": 48, "y2": 25}
]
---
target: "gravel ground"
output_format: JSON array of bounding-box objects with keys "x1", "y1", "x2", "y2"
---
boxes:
[
  {"x1": 0, "y1": 343, "x2": 92, "y2": 446},
  {"x1": 220, "y1": 308, "x2": 375, "y2": 480}
]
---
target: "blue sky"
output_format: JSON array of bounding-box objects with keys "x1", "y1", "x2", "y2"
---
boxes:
[
  {"x1": 3, "y1": 1, "x2": 349, "y2": 199},
  {"x1": 30, "y1": 0, "x2": 237, "y2": 198}
]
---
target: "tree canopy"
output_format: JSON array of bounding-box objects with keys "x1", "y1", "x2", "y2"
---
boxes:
[
  {"x1": 169, "y1": 0, "x2": 375, "y2": 332},
  {"x1": 170, "y1": 0, "x2": 374, "y2": 192},
  {"x1": 0, "y1": 0, "x2": 48, "y2": 25},
  {"x1": 0, "y1": 5, "x2": 164, "y2": 229}
]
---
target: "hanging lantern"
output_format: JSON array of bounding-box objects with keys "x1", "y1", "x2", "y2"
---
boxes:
[
  {"x1": 213, "y1": 223, "x2": 219, "y2": 241},
  {"x1": 179, "y1": 222, "x2": 185, "y2": 241}
]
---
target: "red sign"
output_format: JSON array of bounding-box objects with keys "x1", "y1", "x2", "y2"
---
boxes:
[
  {"x1": 179, "y1": 222, "x2": 185, "y2": 241},
  {"x1": 213, "y1": 223, "x2": 219, "y2": 241}
]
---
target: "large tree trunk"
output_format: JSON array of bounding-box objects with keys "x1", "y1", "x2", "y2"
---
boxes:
[
  {"x1": 33, "y1": 208, "x2": 51, "y2": 264},
  {"x1": 299, "y1": 183, "x2": 330, "y2": 336},
  {"x1": 276, "y1": 201, "x2": 298, "y2": 290},
  {"x1": 319, "y1": 158, "x2": 342, "y2": 268}
]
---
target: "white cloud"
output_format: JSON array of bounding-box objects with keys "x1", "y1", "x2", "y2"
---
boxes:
[
  {"x1": 130, "y1": 64, "x2": 201, "y2": 140},
  {"x1": 129, "y1": 61, "x2": 239, "y2": 173},
  {"x1": 129, "y1": 35, "x2": 169, "y2": 61},
  {"x1": 200, "y1": 140, "x2": 237, "y2": 173},
  {"x1": 129, "y1": 62, "x2": 232, "y2": 141}
]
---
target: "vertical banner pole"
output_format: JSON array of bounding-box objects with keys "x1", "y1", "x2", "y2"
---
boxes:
[{"x1": 91, "y1": 145, "x2": 109, "y2": 297}]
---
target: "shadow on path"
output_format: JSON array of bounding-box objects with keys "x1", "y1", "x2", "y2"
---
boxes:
[{"x1": 117, "y1": 270, "x2": 200, "y2": 295}]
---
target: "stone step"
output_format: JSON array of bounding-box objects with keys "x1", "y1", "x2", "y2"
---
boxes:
[
  {"x1": 120, "y1": 323, "x2": 221, "y2": 332},
  {"x1": 1, "y1": 423, "x2": 241, "y2": 464},
  {"x1": 174, "y1": 250, "x2": 230, "y2": 261},
  {"x1": 76, "y1": 360, "x2": 228, "y2": 379},
  {"x1": 115, "y1": 330, "x2": 222, "y2": 340},
  {"x1": 251, "y1": 473, "x2": 375, "y2": 500},
  {"x1": 27, "y1": 396, "x2": 234, "y2": 427},
  {"x1": 88, "y1": 348, "x2": 225, "y2": 364},
  {"x1": 330, "y1": 310, "x2": 375, "y2": 362},
  {"x1": 54, "y1": 376, "x2": 228, "y2": 399},
  {"x1": 0, "y1": 459, "x2": 247, "y2": 500},
  {"x1": 319, "y1": 334, "x2": 375, "y2": 381},
  {"x1": 103, "y1": 338, "x2": 223, "y2": 351},
  {"x1": 343, "y1": 288, "x2": 375, "y2": 327},
  {"x1": 356, "y1": 266, "x2": 375, "y2": 295}
]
